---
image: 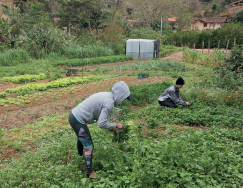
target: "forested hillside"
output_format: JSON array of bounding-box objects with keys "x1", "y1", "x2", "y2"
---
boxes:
[{"x1": 0, "y1": 0, "x2": 243, "y2": 59}]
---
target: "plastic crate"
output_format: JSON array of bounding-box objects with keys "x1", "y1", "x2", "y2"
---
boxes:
[
  {"x1": 138, "y1": 73, "x2": 149, "y2": 79},
  {"x1": 108, "y1": 107, "x2": 122, "y2": 122}
]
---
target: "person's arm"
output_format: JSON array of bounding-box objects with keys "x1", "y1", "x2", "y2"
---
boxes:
[
  {"x1": 97, "y1": 107, "x2": 116, "y2": 129},
  {"x1": 169, "y1": 90, "x2": 186, "y2": 106},
  {"x1": 96, "y1": 101, "x2": 117, "y2": 129}
]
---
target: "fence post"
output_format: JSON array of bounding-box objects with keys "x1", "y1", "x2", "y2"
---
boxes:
[
  {"x1": 194, "y1": 43, "x2": 195, "y2": 50},
  {"x1": 217, "y1": 40, "x2": 220, "y2": 50},
  {"x1": 208, "y1": 41, "x2": 210, "y2": 54},
  {"x1": 226, "y1": 40, "x2": 229, "y2": 53}
]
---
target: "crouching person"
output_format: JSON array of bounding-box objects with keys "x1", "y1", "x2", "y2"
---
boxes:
[{"x1": 158, "y1": 77, "x2": 191, "y2": 108}]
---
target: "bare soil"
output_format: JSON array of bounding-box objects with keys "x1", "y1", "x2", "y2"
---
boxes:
[{"x1": 0, "y1": 53, "x2": 206, "y2": 160}]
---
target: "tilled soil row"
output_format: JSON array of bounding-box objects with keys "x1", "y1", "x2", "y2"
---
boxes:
[{"x1": 0, "y1": 76, "x2": 172, "y2": 129}]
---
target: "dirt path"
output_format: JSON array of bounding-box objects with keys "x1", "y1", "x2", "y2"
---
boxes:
[{"x1": 162, "y1": 51, "x2": 183, "y2": 62}]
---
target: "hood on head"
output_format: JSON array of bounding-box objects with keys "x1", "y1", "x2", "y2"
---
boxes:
[{"x1": 111, "y1": 81, "x2": 131, "y2": 106}]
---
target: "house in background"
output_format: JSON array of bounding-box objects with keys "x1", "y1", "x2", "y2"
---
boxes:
[
  {"x1": 190, "y1": 17, "x2": 231, "y2": 30},
  {"x1": 167, "y1": 16, "x2": 177, "y2": 31}
]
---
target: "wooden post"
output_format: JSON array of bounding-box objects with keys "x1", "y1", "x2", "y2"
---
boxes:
[
  {"x1": 160, "y1": 16, "x2": 163, "y2": 42},
  {"x1": 208, "y1": 41, "x2": 210, "y2": 54},
  {"x1": 234, "y1": 38, "x2": 236, "y2": 46},
  {"x1": 194, "y1": 43, "x2": 195, "y2": 50},
  {"x1": 226, "y1": 40, "x2": 229, "y2": 53},
  {"x1": 82, "y1": 46, "x2": 83, "y2": 79},
  {"x1": 217, "y1": 40, "x2": 220, "y2": 50}
]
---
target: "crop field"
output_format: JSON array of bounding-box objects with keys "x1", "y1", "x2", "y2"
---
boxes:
[{"x1": 0, "y1": 51, "x2": 242, "y2": 187}]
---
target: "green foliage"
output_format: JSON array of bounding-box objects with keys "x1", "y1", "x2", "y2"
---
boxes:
[
  {"x1": 224, "y1": 45, "x2": 243, "y2": 73},
  {"x1": 0, "y1": 4, "x2": 22, "y2": 47},
  {"x1": 53, "y1": 55, "x2": 133, "y2": 67},
  {"x1": 147, "y1": 117, "x2": 159, "y2": 129},
  {"x1": 128, "y1": 82, "x2": 172, "y2": 105},
  {"x1": 110, "y1": 60, "x2": 189, "y2": 72},
  {"x1": 212, "y1": 45, "x2": 243, "y2": 89},
  {"x1": 143, "y1": 101, "x2": 242, "y2": 128},
  {"x1": 59, "y1": 43, "x2": 115, "y2": 59},
  {"x1": 0, "y1": 48, "x2": 31, "y2": 66},
  {"x1": 0, "y1": 125, "x2": 242, "y2": 187},
  {"x1": 233, "y1": 10, "x2": 243, "y2": 23},
  {"x1": 1, "y1": 73, "x2": 47, "y2": 84},
  {"x1": 183, "y1": 47, "x2": 225, "y2": 65},
  {"x1": 112, "y1": 125, "x2": 130, "y2": 143},
  {"x1": 129, "y1": 28, "x2": 161, "y2": 40},
  {"x1": 5, "y1": 76, "x2": 93, "y2": 94},
  {"x1": 0, "y1": 59, "x2": 57, "y2": 78},
  {"x1": 0, "y1": 92, "x2": 6, "y2": 98},
  {"x1": 169, "y1": 22, "x2": 243, "y2": 49}
]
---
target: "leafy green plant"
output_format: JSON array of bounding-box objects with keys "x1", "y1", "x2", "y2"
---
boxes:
[
  {"x1": 5, "y1": 76, "x2": 93, "y2": 94},
  {"x1": 147, "y1": 117, "x2": 159, "y2": 129},
  {"x1": 112, "y1": 125, "x2": 130, "y2": 143},
  {"x1": 1, "y1": 73, "x2": 46, "y2": 84},
  {"x1": 0, "y1": 92, "x2": 6, "y2": 98}
]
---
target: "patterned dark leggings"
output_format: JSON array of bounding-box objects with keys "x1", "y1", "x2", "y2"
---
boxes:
[{"x1": 68, "y1": 112, "x2": 94, "y2": 174}]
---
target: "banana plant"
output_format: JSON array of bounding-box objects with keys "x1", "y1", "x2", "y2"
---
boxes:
[{"x1": 0, "y1": 4, "x2": 22, "y2": 47}]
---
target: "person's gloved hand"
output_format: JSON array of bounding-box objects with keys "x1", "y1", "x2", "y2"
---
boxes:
[
  {"x1": 111, "y1": 124, "x2": 124, "y2": 133},
  {"x1": 186, "y1": 102, "x2": 191, "y2": 106},
  {"x1": 116, "y1": 124, "x2": 124, "y2": 129}
]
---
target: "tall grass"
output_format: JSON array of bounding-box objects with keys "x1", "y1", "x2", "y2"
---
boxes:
[
  {"x1": 0, "y1": 48, "x2": 31, "y2": 66},
  {"x1": 182, "y1": 47, "x2": 225, "y2": 66},
  {"x1": 0, "y1": 59, "x2": 60, "y2": 78},
  {"x1": 58, "y1": 44, "x2": 115, "y2": 59}
]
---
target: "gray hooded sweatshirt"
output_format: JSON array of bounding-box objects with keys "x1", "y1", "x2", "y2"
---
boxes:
[{"x1": 72, "y1": 81, "x2": 131, "y2": 130}]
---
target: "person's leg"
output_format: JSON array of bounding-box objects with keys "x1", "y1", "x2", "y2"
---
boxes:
[
  {"x1": 158, "y1": 100, "x2": 177, "y2": 108},
  {"x1": 68, "y1": 112, "x2": 94, "y2": 175},
  {"x1": 69, "y1": 112, "x2": 84, "y2": 156},
  {"x1": 77, "y1": 139, "x2": 83, "y2": 156},
  {"x1": 77, "y1": 126, "x2": 94, "y2": 174}
]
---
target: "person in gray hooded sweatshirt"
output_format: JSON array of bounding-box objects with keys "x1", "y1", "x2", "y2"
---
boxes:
[{"x1": 68, "y1": 81, "x2": 132, "y2": 178}]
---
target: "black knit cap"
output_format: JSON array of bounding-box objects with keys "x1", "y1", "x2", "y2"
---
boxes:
[{"x1": 176, "y1": 77, "x2": 185, "y2": 85}]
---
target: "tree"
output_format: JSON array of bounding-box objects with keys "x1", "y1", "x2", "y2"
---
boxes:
[
  {"x1": 175, "y1": 3, "x2": 193, "y2": 30},
  {"x1": 0, "y1": 4, "x2": 22, "y2": 48},
  {"x1": 57, "y1": 0, "x2": 108, "y2": 34},
  {"x1": 128, "y1": 0, "x2": 172, "y2": 30},
  {"x1": 100, "y1": 0, "x2": 124, "y2": 23},
  {"x1": 211, "y1": 3, "x2": 218, "y2": 12},
  {"x1": 233, "y1": 10, "x2": 243, "y2": 23}
]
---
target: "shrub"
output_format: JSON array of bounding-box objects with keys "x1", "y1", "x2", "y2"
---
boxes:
[{"x1": 0, "y1": 48, "x2": 31, "y2": 66}]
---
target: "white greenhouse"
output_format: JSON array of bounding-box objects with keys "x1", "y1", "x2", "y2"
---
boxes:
[{"x1": 125, "y1": 39, "x2": 160, "y2": 60}]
